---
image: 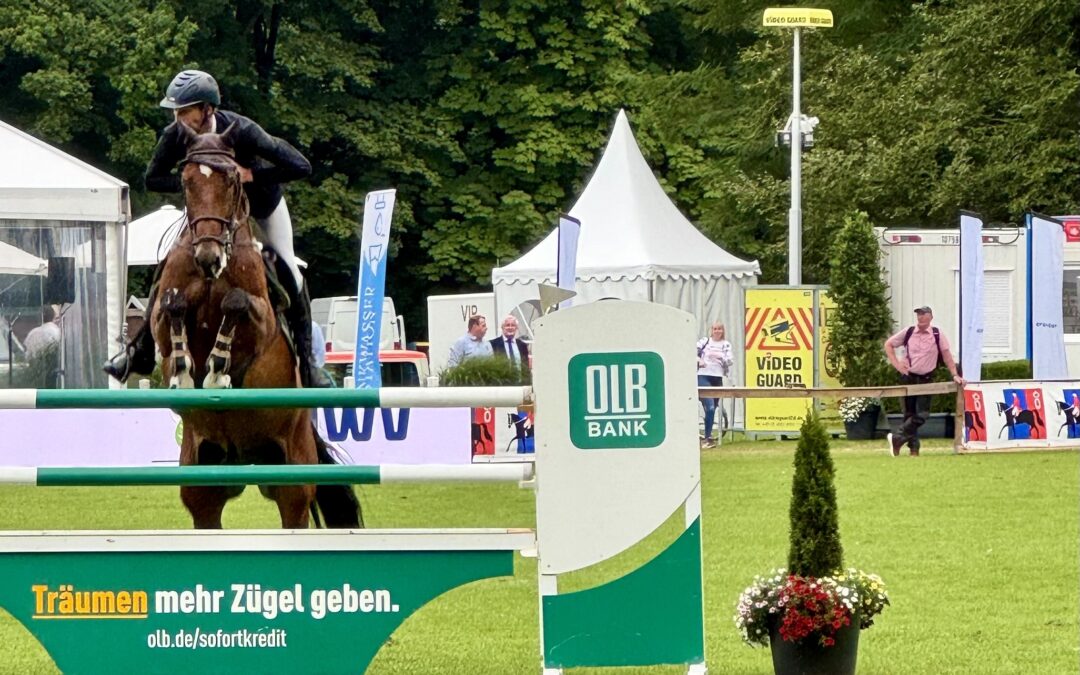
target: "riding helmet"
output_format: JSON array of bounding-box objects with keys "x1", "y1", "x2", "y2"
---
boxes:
[{"x1": 159, "y1": 70, "x2": 221, "y2": 109}]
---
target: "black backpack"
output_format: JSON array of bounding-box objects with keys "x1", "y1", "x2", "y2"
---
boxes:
[{"x1": 902, "y1": 326, "x2": 944, "y2": 369}]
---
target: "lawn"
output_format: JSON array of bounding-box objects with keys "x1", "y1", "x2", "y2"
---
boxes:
[{"x1": 0, "y1": 438, "x2": 1075, "y2": 674}]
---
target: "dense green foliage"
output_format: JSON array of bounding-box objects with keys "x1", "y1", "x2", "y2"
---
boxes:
[
  {"x1": 788, "y1": 411, "x2": 843, "y2": 577},
  {"x1": 829, "y1": 211, "x2": 894, "y2": 388},
  {"x1": 439, "y1": 355, "x2": 530, "y2": 386},
  {"x1": 2, "y1": 0, "x2": 1078, "y2": 335}
]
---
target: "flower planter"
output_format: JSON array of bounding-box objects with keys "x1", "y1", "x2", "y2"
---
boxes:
[
  {"x1": 843, "y1": 405, "x2": 880, "y2": 441},
  {"x1": 768, "y1": 617, "x2": 860, "y2": 675}
]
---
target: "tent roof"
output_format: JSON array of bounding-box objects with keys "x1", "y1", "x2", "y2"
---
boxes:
[
  {"x1": 0, "y1": 241, "x2": 47, "y2": 275},
  {"x1": 124, "y1": 204, "x2": 308, "y2": 268},
  {"x1": 128, "y1": 205, "x2": 185, "y2": 266},
  {"x1": 0, "y1": 118, "x2": 128, "y2": 222},
  {"x1": 493, "y1": 110, "x2": 760, "y2": 284}
]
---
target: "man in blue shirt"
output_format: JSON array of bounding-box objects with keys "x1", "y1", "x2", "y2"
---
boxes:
[{"x1": 447, "y1": 315, "x2": 493, "y2": 367}]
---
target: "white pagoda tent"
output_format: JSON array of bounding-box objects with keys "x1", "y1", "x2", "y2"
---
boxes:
[{"x1": 492, "y1": 109, "x2": 760, "y2": 383}]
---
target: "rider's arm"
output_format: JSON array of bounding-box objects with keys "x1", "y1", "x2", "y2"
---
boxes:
[
  {"x1": 144, "y1": 123, "x2": 187, "y2": 193},
  {"x1": 235, "y1": 117, "x2": 312, "y2": 185}
]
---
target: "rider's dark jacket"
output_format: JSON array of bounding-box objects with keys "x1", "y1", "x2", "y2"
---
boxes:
[{"x1": 145, "y1": 110, "x2": 311, "y2": 219}]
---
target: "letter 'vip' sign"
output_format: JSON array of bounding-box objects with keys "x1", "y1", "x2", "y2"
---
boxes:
[{"x1": 568, "y1": 352, "x2": 665, "y2": 449}]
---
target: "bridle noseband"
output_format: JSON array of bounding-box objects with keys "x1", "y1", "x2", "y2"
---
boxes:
[{"x1": 182, "y1": 148, "x2": 247, "y2": 258}]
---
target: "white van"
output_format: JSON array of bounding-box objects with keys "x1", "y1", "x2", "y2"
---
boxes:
[{"x1": 311, "y1": 296, "x2": 404, "y2": 352}]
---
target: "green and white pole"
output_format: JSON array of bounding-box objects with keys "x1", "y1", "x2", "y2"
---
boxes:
[
  {"x1": 0, "y1": 386, "x2": 531, "y2": 410},
  {"x1": 0, "y1": 463, "x2": 533, "y2": 487}
]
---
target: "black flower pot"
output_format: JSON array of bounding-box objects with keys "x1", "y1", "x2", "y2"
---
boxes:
[
  {"x1": 843, "y1": 405, "x2": 880, "y2": 441},
  {"x1": 768, "y1": 618, "x2": 860, "y2": 675}
]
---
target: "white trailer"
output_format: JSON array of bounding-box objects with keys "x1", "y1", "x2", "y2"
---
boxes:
[
  {"x1": 876, "y1": 227, "x2": 1028, "y2": 365},
  {"x1": 426, "y1": 292, "x2": 495, "y2": 377},
  {"x1": 1060, "y1": 217, "x2": 1080, "y2": 377},
  {"x1": 311, "y1": 296, "x2": 403, "y2": 352}
]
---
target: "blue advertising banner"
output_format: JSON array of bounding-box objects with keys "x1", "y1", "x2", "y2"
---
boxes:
[{"x1": 353, "y1": 189, "x2": 397, "y2": 389}]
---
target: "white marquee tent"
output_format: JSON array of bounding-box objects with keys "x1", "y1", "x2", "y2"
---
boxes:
[
  {"x1": 0, "y1": 118, "x2": 129, "y2": 388},
  {"x1": 492, "y1": 109, "x2": 760, "y2": 383}
]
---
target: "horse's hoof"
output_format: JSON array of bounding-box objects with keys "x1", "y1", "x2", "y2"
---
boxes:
[
  {"x1": 170, "y1": 373, "x2": 196, "y2": 389},
  {"x1": 203, "y1": 372, "x2": 232, "y2": 389}
]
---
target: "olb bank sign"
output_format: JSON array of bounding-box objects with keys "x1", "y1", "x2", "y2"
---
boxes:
[{"x1": 568, "y1": 352, "x2": 665, "y2": 449}]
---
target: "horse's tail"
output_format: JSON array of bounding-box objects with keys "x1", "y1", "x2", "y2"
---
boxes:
[{"x1": 310, "y1": 425, "x2": 364, "y2": 529}]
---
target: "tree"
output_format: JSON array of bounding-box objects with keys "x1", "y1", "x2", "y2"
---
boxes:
[
  {"x1": 828, "y1": 211, "x2": 893, "y2": 388},
  {"x1": 788, "y1": 410, "x2": 843, "y2": 577}
]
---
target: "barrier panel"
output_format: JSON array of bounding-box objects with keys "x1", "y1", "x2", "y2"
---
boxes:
[{"x1": 0, "y1": 302, "x2": 705, "y2": 674}]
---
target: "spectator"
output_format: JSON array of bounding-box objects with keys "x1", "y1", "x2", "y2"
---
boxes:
[
  {"x1": 883, "y1": 306, "x2": 965, "y2": 457},
  {"x1": 489, "y1": 315, "x2": 530, "y2": 370},
  {"x1": 696, "y1": 322, "x2": 733, "y2": 448},
  {"x1": 447, "y1": 314, "x2": 493, "y2": 367},
  {"x1": 24, "y1": 305, "x2": 61, "y2": 388},
  {"x1": 24, "y1": 305, "x2": 60, "y2": 361}
]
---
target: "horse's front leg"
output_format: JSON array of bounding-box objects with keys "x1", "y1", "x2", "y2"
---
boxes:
[
  {"x1": 161, "y1": 288, "x2": 195, "y2": 389},
  {"x1": 203, "y1": 288, "x2": 248, "y2": 389}
]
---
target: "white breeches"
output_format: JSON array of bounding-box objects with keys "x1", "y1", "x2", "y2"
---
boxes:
[{"x1": 256, "y1": 198, "x2": 304, "y2": 290}]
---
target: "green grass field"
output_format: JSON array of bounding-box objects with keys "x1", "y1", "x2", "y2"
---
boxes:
[{"x1": 0, "y1": 439, "x2": 1075, "y2": 674}]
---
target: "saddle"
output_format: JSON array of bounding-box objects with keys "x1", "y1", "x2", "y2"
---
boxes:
[{"x1": 260, "y1": 248, "x2": 297, "y2": 356}]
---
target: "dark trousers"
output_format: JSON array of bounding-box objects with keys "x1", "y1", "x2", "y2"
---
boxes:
[{"x1": 898, "y1": 372, "x2": 933, "y2": 446}]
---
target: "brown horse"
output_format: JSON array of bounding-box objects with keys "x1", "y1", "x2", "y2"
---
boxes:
[{"x1": 151, "y1": 123, "x2": 360, "y2": 529}]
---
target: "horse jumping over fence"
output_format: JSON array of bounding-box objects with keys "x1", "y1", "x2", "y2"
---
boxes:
[{"x1": 150, "y1": 123, "x2": 361, "y2": 529}]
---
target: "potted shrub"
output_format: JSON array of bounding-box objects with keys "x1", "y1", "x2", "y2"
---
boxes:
[
  {"x1": 828, "y1": 211, "x2": 894, "y2": 440},
  {"x1": 735, "y1": 411, "x2": 889, "y2": 674}
]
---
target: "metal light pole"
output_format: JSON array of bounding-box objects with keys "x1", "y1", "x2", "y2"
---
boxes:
[
  {"x1": 789, "y1": 27, "x2": 802, "y2": 286},
  {"x1": 763, "y1": 7, "x2": 833, "y2": 286}
]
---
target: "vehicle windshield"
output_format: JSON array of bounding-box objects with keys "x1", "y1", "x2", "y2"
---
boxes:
[{"x1": 323, "y1": 360, "x2": 420, "y2": 388}]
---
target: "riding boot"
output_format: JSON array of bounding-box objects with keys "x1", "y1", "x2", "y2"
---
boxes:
[
  {"x1": 285, "y1": 278, "x2": 332, "y2": 389},
  {"x1": 103, "y1": 262, "x2": 166, "y2": 384}
]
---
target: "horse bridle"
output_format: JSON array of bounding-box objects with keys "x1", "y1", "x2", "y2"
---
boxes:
[{"x1": 182, "y1": 148, "x2": 247, "y2": 257}]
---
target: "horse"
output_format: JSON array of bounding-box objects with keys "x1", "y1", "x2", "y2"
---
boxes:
[
  {"x1": 150, "y1": 123, "x2": 361, "y2": 529},
  {"x1": 995, "y1": 401, "x2": 1044, "y2": 440}
]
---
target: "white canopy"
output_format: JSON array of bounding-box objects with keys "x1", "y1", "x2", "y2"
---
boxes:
[
  {"x1": 0, "y1": 241, "x2": 47, "y2": 276},
  {"x1": 128, "y1": 205, "x2": 185, "y2": 265},
  {"x1": 0, "y1": 119, "x2": 127, "y2": 222},
  {"x1": 492, "y1": 109, "x2": 760, "y2": 383}
]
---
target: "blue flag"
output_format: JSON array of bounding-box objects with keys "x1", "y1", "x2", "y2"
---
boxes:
[{"x1": 353, "y1": 189, "x2": 396, "y2": 389}]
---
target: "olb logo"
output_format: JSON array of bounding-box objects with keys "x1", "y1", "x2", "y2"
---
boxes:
[{"x1": 568, "y1": 352, "x2": 665, "y2": 449}]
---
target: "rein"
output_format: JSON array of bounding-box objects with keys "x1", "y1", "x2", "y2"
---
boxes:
[{"x1": 183, "y1": 149, "x2": 248, "y2": 257}]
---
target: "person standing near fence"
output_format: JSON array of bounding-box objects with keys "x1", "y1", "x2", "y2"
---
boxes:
[
  {"x1": 883, "y1": 306, "x2": 965, "y2": 457},
  {"x1": 696, "y1": 322, "x2": 733, "y2": 448}
]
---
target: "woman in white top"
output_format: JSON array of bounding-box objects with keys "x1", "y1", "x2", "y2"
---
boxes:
[{"x1": 696, "y1": 322, "x2": 734, "y2": 447}]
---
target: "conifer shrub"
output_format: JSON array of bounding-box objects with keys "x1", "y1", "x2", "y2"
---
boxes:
[{"x1": 787, "y1": 410, "x2": 843, "y2": 577}]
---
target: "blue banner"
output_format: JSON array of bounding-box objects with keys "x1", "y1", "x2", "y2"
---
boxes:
[{"x1": 353, "y1": 189, "x2": 396, "y2": 389}]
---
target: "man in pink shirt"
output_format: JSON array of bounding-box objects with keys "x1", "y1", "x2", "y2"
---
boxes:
[{"x1": 883, "y1": 306, "x2": 965, "y2": 456}]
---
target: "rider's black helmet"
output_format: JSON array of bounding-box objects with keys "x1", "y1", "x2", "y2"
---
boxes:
[{"x1": 159, "y1": 70, "x2": 221, "y2": 109}]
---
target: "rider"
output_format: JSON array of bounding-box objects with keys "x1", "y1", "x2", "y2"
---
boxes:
[{"x1": 103, "y1": 69, "x2": 330, "y2": 387}]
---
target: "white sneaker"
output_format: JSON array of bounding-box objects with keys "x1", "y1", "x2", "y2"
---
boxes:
[{"x1": 886, "y1": 433, "x2": 901, "y2": 457}]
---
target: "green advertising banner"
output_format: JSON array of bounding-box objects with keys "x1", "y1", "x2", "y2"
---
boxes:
[{"x1": 0, "y1": 546, "x2": 512, "y2": 674}]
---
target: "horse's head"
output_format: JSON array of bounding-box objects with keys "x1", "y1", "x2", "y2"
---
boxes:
[{"x1": 179, "y1": 123, "x2": 248, "y2": 279}]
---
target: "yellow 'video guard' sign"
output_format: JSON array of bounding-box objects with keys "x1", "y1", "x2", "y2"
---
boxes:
[
  {"x1": 744, "y1": 288, "x2": 814, "y2": 431},
  {"x1": 763, "y1": 8, "x2": 834, "y2": 28}
]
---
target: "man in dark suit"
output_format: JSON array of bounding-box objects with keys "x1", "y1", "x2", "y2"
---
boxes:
[{"x1": 489, "y1": 315, "x2": 530, "y2": 370}]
